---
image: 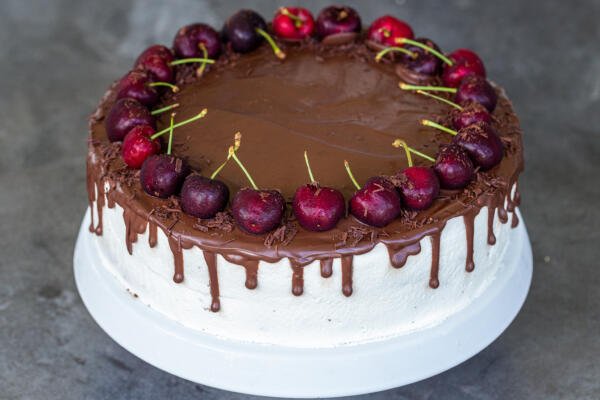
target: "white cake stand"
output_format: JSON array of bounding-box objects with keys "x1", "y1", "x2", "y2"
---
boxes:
[{"x1": 74, "y1": 209, "x2": 532, "y2": 398}]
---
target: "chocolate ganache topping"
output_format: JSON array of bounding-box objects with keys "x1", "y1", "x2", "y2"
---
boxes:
[{"x1": 87, "y1": 8, "x2": 523, "y2": 312}]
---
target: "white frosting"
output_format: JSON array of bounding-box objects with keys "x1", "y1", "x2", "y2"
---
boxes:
[{"x1": 91, "y1": 185, "x2": 517, "y2": 348}]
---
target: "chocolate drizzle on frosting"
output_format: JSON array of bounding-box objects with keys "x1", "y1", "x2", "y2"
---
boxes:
[{"x1": 86, "y1": 42, "x2": 524, "y2": 312}]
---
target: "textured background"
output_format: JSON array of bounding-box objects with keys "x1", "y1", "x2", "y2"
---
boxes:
[{"x1": 1, "y1": 0, "x2": 599, "y2": 399}]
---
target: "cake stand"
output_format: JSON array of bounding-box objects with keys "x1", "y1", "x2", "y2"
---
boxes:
[{"x1": 74, "y1": 209, "x2": 532, "y2": 398}]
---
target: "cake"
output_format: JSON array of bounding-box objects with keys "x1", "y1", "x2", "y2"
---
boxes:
[{"x1": 86, "y1": 6, "x2": 523, "y2": 347}]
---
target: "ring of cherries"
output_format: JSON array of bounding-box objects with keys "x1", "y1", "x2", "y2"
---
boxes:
[{"x1": 104, "y1": 5, "x2": 504, "y2": 235}]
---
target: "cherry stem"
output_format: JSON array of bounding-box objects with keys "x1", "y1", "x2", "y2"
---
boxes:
[
  {"x1": 421, "y1": 119, "x2": 457, "y2": 136},
  {"x1": 166, "y1": 113, "x2": 175, "y2": 155},
  {"x1": 151, "y1": 103, "x2": 180, "y2": 116},
  {"x1": 280, "y1": 8, "x2": 303, "y2": 27},
  {"x1": 344, "y1": 160, "x2": 361, "y2": 190},
  {"x1": 210, "y1": 132, "x2": 242, "y2": 180},
  {"x1": 150, "y1": 108, "x2": 208, "y2": 140},
  {"x1": 392, "y1": 139, "x2": 436, "y2": 163},
  {"x1": 230, "y1": 146, "x2": 259, "y2": 190},
  {"x1": 256, "y1": 28, "x2": 286, "y2": 60},
  {"x1": 196, "y1": 43, "x2": 209, "y2": 77},
  {"x1": 392, "y1": 139, "x2": 413, "y2": 167},
  {"x1": 399, "y1": 83, "x2": 457, "y2": 93},
  {"x1": 304, "y1": 150, "x2": 316, "y2": 183},
  {"x1": 148, "y1": 82, "x2": 179, "y2": 93},
  {"x1": 394, "y1": 38, "x2": 453, "y2": 66},
  {"x1": 170, "y1": 58, "x2": 215, "y2": 66},
  {"x1": 416, "y1": 90, "x2": 462, "y2": 110},
  {"x1": 375, "y1": 47, "x2": 417, "y2": 62}
]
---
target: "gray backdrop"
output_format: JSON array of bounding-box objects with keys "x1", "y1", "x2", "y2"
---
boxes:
[{"x1": 1, "y1": 0, "x2": 598, "y2": 399}]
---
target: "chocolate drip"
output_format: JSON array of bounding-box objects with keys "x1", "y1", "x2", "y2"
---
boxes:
[
  {"x1": 487, "y1": 206, "x2": 497, "y2": 245},
  {"x1": 386, "y1": 242, "x2": 422, "y2": 268},
  {"x1": 168, "y1": 236, "x2": 184, "y2": 283},
  {"x1": 203, "y1": 251, "x2": 221, "y2": 312},
  {"x1": 507, "y1": 185, "x2": 521, "y2": 228},
  {"x1": 498, "y1": 204, "x2": 508, "y2": 224},
  {"x1": 86, "y1": 164, "x2": 96, "y2": 233},
  {"x1": 464, "y1": 211, "x2": 477, "y2": 272},
  {"x1": 243, "y1": 260, "x2": 259, "y2": 290},
  {"x1": 290, "y1": 260, "x2": 304, "y2": 296},
  {"x1": 148, "y1": 221, "x2": 158, "y2": 248},
  {"x1": 429, "y1": 232, "x2": 441, "y2": 289},
  {"x1": 123, "y1": 208, "x2": 147, "y2": 255},
  {"x1": 320, "y1": 259, "x2": 333, "y2": 278},
  {"x1": 341, "y1": 256, "x2": 353, "y2": 297}
]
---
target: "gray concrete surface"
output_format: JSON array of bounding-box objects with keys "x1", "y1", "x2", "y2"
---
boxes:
[{"x1": 0, "y1": 0, "x2": 598, "y2": 399}]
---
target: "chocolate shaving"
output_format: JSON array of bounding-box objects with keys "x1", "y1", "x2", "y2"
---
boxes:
[
  {"x1": 335, "y1": 225, "x2": 377, "y2": 248},
  {"x1": 193, "y1": 211, "x2": 235, "y2": 233},
  {"x1": 264, "y1": 222, "x2": 298, "y2": 248}
]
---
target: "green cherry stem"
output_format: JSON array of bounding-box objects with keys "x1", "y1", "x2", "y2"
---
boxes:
[
  {"x1": 256, "y1": 28, "x2": 286, "y2": 60},
  {"x1": 416, "y1": 90, "x2": 462, "y2": 110},
  {"x1": 148, "y1": 81, "x2": 179, "y2": 93},
  {"x1": 375, "y1": 46, "x2": 417, "y2": 62},
  {"x1": 230, "y1": 146, "x2": 259, "y2": 190},
  {"x1": 421, "y1": 119, "x2": 458, "y2": 136},
  {"x1": 392, "y1": 139, "x2": 436, "y2": 163},
  {"x1": 210, "y1": 132, "x2": 242, "y2": 180},
  {"x1": 169, "y1": 58, "x2": 215, "y2": 66},
  {"x1": 393, "y1": 139, "x2": 413, "y2": 167},
  {"x1": 280, "y1": 8, "x2": 303, "y2": 27},
  {"x1": 196, "y1": 42, "x2": 209, "y2": 77},
  {"x1": 151, "y1": 103, "x2": 180, "y2": 116},
  {"x1": 166, "y1": 113, "x2": 175, "y2": 155},
  {"x1": 150, "y1": 108, "x2": 208, "y2": 140},
  {"x1": 399, "y1": 82, "x2": 457, "y2": 93},
  {"x1": 394, "y1": 38, "x2": 453, "y2": 66},
  {"x1": 344, "y1": 160, "x2": 361, "y2": 190},
  {"x1": 304, "y1": 150, "x2": 316, "y2": 183}
]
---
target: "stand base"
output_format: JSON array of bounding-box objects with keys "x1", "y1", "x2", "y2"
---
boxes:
[{"x1": 74, "y1": 210, "x2": 532, "y2": 398}]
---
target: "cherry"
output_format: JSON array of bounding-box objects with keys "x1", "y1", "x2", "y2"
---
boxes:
[
  {"x1": 453, "y1": 122, "x2": 503, "y2": 170},
  {"x1": 292, "y1": 151, "x2": 345, "y2": 232},
  {"x1": 455, "y1": 75, "x2": 497, "y2": 112},
  {"x1": 272, "y1": 7, "x2": 315, "y2": 40},
  {"x1": 400, "y1": 38, "x2": 444, "y2": 76},
  {"x1": 392, "y1": 140, "x2": 439, "y2": 210},
  {"x1": 442, "y1": 48, "x2": 486, "y2": 88},
  {"x1": 345, "y1": 161, "x2": 401, "y2": 227},
  {"x1": 368, "y1": 15, "x2": 414, "y2": 46},
  {"x1": 140, "y1": 114, "x2": 190, "y2": 198},
  {"x1": 105, "y1": 98, "x2": 155, "y2": 142},
  {"x1": 315, "y1": 5, "x2": 361, "y2": 39},
  {"x1": 140, "y1": 154, "x2": 190, "y2": 198},
  {"x1": 173, "y1": 23, "x2": 221, "y2": 59},
  {"x1": 226, "y1": 136, "x2": 285, "y2": 234},
  {"x1": 450, "y1": 101, "x2": 492, "y2": 130},
  {"x1": 121, "y1": 125, "x2": 161, "y2": 169},
  {"x1": 116, "y1": 70, "x2": 159, "y2": 107},
  {"x1": 433, "y1": 144, "x2": 475, "y2": 189},
  {"x1": 134, "y1": 45, "x2": 175, "y2": 83},
  {"x1": 181, "y1": 174, "x2": 229, "y2": 219}
]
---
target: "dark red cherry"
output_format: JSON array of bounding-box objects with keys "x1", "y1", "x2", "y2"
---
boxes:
[
  {"x1": 105, "y1": 98, "x2": 155, "y2": 142},
  {"x1": 292, "y1": 184, "x2": 345, "y2": 232},
  {"x1": 135, "y1": 45, "x2": 175, "y2": 83},
  {"x1": 173, "y1": 23, "x2": 221, "y2": 59},
  {"x1": 442, "y1": 48, "x2": 486, "y2": 87},
  {"x1": 451, "y1": 101, "x2": 492, "y2": 130},
  {"x1": 367, "y1": 15, "x2": 413, "y2": 46},
  {"x1": 397, "y1": 167, "x2": 440, "y2": 210},
  {"x1": 231, "y1": 188, "x2": 285, "y2": 234},
  {"x1": 434, "y1": 144, "x2": 475, "y2": 189},
  {"x1": 122, "y1": 125, "x2": 161, "y2": 168},
  {"x1": 222, "y1": 10, "x2": 268, "y2": 53},
  {"x1": 116, "y1": 70, "x2": 159, "y2": 107},
  {"x1": 315, "y1": 5, "x2": 361, "y2": 39},
  {"x1": 453, "y1": 122, "x2": 503, "y2": 170},
  {"x1": 455, "y1": 75, "x2": 497, "y2": 112},
  {"x1": 401, "y1": 38, "x2": 443, "y2": 76},
  {"x1": 272, "y1": 7, "x2": 315, "y2": 40},
  {"x1": 140, "y1": 154, "x2": 190, "y2": 198},
  {"x1": 180, "y1": 174, "x2": 229, "y2": 219},
  {"x1": 349, "y1": 177, "x2": 401, "y2": 227}
]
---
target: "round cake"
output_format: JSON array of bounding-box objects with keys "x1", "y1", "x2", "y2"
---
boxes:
[{"x1": 86, "y1": 6, "x2": 523, "y2": 347}]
